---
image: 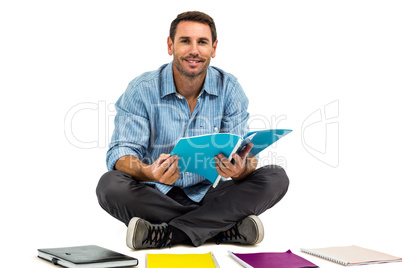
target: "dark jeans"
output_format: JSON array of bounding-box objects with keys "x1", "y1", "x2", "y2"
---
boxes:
[{"x1": 96, "y1": 165, "x2": 289, "y2": 246}]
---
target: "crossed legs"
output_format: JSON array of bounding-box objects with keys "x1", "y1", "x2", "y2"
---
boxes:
[{"x1": 96, "y1": 165, "x2": 289, "y2": 247}]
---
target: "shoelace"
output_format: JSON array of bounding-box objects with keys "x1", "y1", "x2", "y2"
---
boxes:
[
  {"x1": 144, "y1": 225, "x2": 172, "y2": 248},
  {"x1": 215, "y1": 223, "x2": 244, "y2": 245}
]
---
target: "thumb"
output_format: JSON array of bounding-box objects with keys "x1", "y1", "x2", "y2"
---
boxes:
[{"x1": 239, "y1": 143, "x2": 253, "y2": 159}]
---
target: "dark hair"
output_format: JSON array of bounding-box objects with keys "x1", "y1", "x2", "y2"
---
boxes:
[{"x1": 170, "y1": 11, "x2": 217, "y2": 44}]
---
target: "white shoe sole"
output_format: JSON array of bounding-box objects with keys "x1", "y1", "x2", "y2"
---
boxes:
[
  {"x1": 126, "y1": 217, "x2": 141, "y2": 250},
  {"x1": 248, "y1": 215, "x2": 264, "y2": 244}
]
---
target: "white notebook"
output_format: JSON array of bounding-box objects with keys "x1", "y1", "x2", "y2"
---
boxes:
[{"x1": 301, "y1": 245, "x2": 402, "y2": 266}]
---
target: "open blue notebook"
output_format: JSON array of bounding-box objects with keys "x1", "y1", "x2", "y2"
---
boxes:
[{"x1": 170, "y1": 129, "x2": 291, "y2": 187}]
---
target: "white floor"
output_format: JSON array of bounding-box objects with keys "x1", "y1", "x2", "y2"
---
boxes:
[
  {"x1": 25, "y1": 214, "x2": 402, "y2": 268},
  {"x1": 6, "y1": 160, "x2": 402, "y2": 268}
]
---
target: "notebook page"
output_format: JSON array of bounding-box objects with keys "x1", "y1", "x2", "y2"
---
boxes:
[{"x1": 302, "y1": 245, "x2": 402, "y2": 265}]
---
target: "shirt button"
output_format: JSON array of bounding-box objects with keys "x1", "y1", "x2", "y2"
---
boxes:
[{"x1": 214, "y1": 127, "x2": 218, "y2": 132}]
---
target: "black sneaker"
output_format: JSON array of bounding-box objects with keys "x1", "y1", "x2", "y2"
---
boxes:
[
  {"x1": 215, "y1": 215, "x2": 264, "y2": 245},
  {"x1": 126, "y1": 217, "x2": 172, "y2": 250}
]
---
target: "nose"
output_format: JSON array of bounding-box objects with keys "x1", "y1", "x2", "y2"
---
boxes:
[{"x1": 188, "y1": 42, "x2": 199, "y2": 57}]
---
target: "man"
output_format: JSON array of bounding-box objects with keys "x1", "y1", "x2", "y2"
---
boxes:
[{"x1": 96, "y1": 11, "x2": 289, "y2": 250}]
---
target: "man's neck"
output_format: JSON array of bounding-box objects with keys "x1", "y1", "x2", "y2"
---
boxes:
[{"x1": 172, "y1": 66, "x2": 206, "y2": 100}]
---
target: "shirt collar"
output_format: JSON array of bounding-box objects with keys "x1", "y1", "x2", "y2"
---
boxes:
[{"x1": 160, "y1": 62, "x2": 219, "y2": 99}]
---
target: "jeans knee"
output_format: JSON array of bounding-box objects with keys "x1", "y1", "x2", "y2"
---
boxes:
[
  {"x1": 272, "y1": 165, "x2": 289, "y2": 194},
  {"x1": 256, "y1": 165, "x2": 289, "y2": 197},
  {"x1": 96, "y1": 170, "x2": 124, "y2": 203}
]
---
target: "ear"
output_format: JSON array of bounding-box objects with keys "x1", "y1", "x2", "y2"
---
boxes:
[
  {"x1": 211, "y1": 40, "x2": 218, "y2": 58},
  {"x1": 167, "y1": 36, "x2": 173, "y2": 56}
]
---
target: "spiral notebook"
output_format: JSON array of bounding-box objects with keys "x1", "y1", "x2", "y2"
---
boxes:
[{"x1": 301, "y1": 245, "x2": 402, "y2": 266}]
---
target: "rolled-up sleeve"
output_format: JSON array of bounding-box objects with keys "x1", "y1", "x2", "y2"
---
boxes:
[{"x1": 106, "y1": 84, "x2": 150, "y2": 170}]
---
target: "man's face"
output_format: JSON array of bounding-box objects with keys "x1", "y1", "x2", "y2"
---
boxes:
[{"x1": 168, "y1": 21, "x2": 217, "y2": 79}]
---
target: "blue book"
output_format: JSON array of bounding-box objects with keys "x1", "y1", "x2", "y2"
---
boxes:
[{"x1": 170, "y1": 129, "x2": 292, "y2": 187}]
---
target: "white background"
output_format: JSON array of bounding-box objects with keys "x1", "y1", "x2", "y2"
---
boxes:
[{"x1": 1, "y1": 0, "x2": 401, "y2": 267}]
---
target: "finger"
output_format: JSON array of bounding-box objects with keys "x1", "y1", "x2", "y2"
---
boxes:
[
  {"x1": 156, "y1": 153, "x2": 171, "y2": 165},
  {"x1": 169, "y1": 160, "x2": 181, "y2": 182},
  {"x1": 233, "y1": 154, "x2": 245, "y2": 171},
  {"x1": 215, "y1": 155, "x2": 229, "y2": 170},
  {"x1": 160, "y1": 153, "x2": 170, "y2": 158},
  {"x1": 160, "y1": 155, "x2": 179, "y2": 169},
  {"x1": 160, "y1": 159, "x2": 180, "y2": 184},
  {"x1": 238, "y1": 143, "x2": 253, "y2": 159},
  {"x1": 155, "y1": 155, "x2": 179, "y2": 178},
  {"x1": 174, "y1": 164, "x2": 180, "y2": 177},
  {"x1": 215, "y1": 156, "x2": 231, "y2": 177},
  {"x1": 217, "y1": 154, "x2": 234, "y2": 169}
]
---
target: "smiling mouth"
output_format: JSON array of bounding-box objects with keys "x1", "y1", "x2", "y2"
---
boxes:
[{"x1": 184, "y1": 58, "x2": 204, "y2": 64}]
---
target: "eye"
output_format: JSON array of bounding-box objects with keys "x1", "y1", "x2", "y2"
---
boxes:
[{"x1": 180, "y1": 39, "x2": 189, "y2": 43}]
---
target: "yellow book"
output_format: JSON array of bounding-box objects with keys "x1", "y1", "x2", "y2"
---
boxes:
[{"x1": 147, "y1": 252, "x2": 219, "y2": 268}]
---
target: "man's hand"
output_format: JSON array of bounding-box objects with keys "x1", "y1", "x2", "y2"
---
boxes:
[
  {"x1": 115, "y1": 154, "x2": 180, "y2": 185},
  {"x1": 142, "y1": 154, "x2": 180, "y2": 185},
  {"x1": 214, "y1": 143, "x2": 257, "y2": 181}
]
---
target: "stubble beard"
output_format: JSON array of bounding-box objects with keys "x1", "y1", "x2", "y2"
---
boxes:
[{"x1": 173, "y1": 54, "x2": 210, "y2": 79}]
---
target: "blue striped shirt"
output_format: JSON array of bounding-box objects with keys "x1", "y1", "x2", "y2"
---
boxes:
[{"x1": 107, "y1": 62, "x2": 249, "y2": 202}]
